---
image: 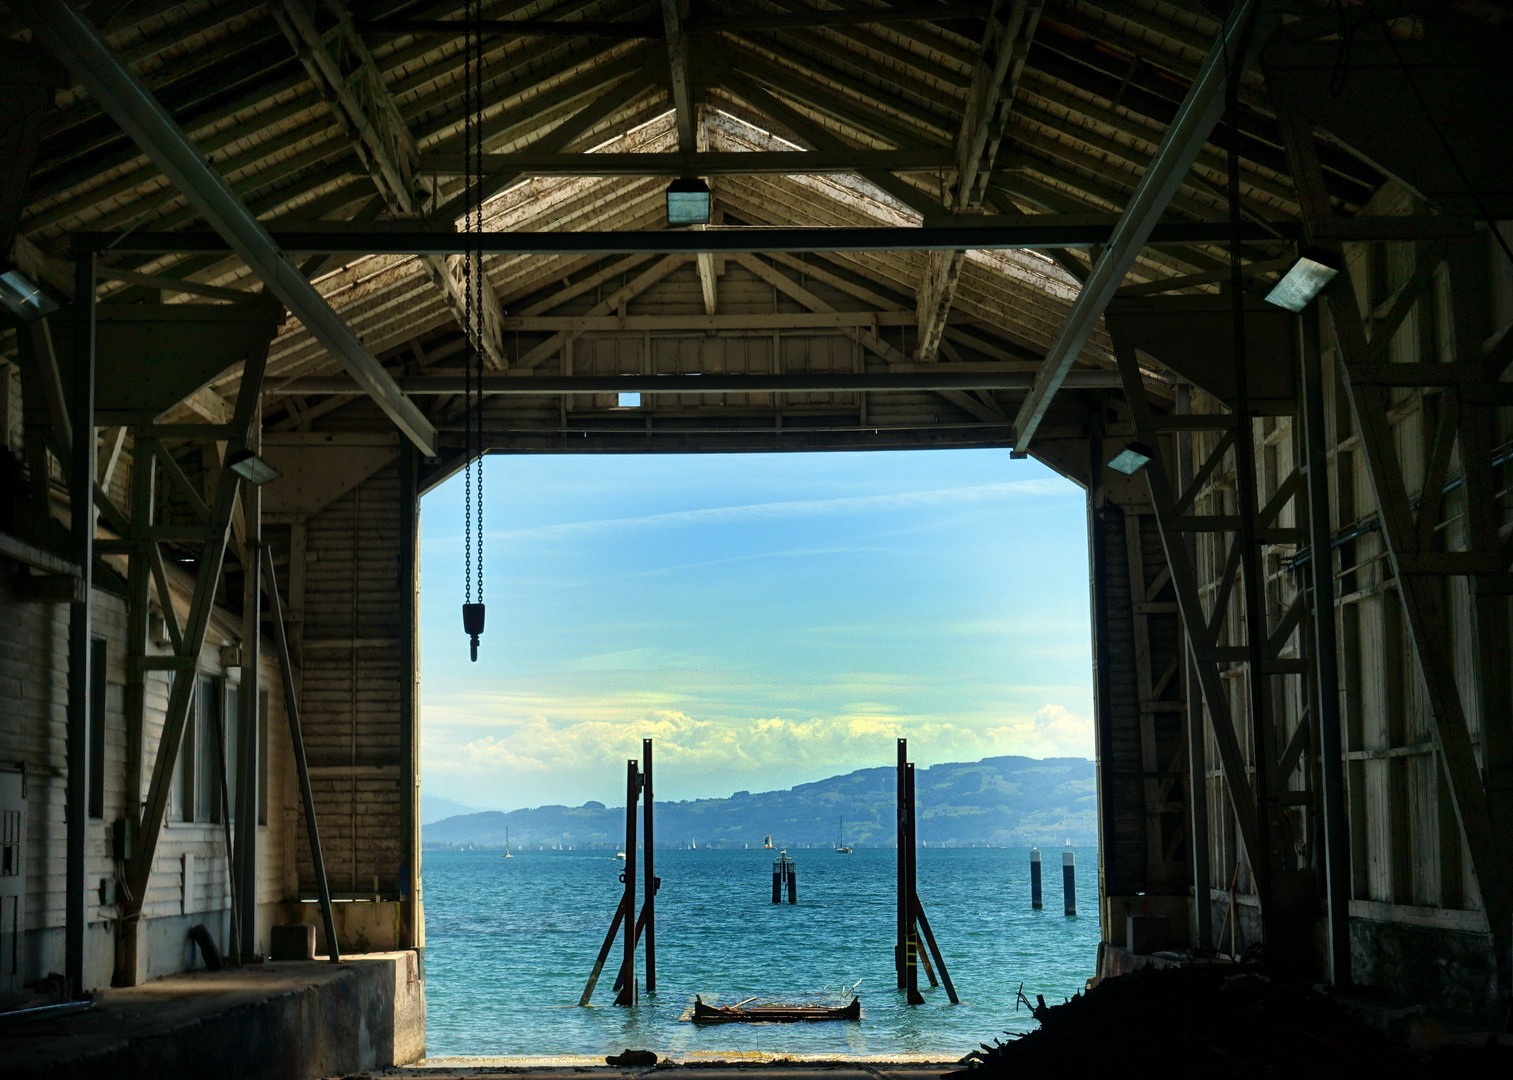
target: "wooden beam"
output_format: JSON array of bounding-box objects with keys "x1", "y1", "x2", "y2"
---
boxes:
[
  {"x1": 272, "y1": 369, "x2": 1125, "y2": 396},
  {"x1": 274, "y1": 0, "x2": 508, "y2": 369},
  {"x1": 696, "y1": 252, "x2": 718, "y2": 315},
  {"x1": 418, "y1": 149, "x2": 955, "y2": 175},
  {"x1": 429, "y1": 67, "x2": 662, "y2": 223},
  {"x1": 24, "y1": 0, "x2": 436, "y2": 455},
  {"x1": 661, "y1": 0, "x2": 695, "y2": 154},
  {"x1": 1012, "y1": 0, "x2": 1278, "y2": 449}
]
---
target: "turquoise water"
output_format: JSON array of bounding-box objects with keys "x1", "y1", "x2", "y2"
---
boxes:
[{"x1": 422, "y1": 846, "x2": 1101, "y2": 1060}]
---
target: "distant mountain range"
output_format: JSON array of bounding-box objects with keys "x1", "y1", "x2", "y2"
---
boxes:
[{"x1": 423, "y1": 755, "x2": 1095, "y2": 849}]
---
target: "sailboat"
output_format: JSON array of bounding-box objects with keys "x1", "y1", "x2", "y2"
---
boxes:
[
  {"x1": 502, "y1": 826, "x2": 514, "y2": 858},
  {"x1": 834, "y1": 817, "x2": 852, "y2": 854},
  {"x1": 691, "y1": 837, "x2": 697, "y2": 850}
]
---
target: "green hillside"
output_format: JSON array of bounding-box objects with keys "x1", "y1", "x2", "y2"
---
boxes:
[{"x1": 424, "y1": 755, "x2": 1095, "y2": 849}]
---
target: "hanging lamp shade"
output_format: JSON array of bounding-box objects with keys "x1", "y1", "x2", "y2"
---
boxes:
[{"x1": 666, "y1": 178, "x2": 711, "y2": 226}]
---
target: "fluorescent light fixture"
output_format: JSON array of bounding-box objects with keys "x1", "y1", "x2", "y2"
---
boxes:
[
  {"x1": 226, "y1": 448, "x2": 281, "y2": 486},
  {"x1": 618, "y1": 391, "x2": 641, "y2": 408},
  {"x1": 1264, "y1": 248, "x2": 1342, "y2": 313},
  {"x1": 0, "y1": 268, "x2": 61, "y2": 323},
  {"x1": 1107, "y1": 441, "x2": 1154, "y2": 476},
  {"x1": 666, "y1": 177, "x2": 711, "y2": 226}
]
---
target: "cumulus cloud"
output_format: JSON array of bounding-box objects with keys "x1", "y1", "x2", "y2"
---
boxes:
[{"x1": 422, "y1": 691, "x2": 1094, "y2": 807}]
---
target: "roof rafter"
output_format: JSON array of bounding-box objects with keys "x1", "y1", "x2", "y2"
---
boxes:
[
  {"x1": 274, "y1": 0, "x2": 509, "y2": 369},
  {"x1": 917, "y1": 0, "x2": 1042, "y2": 363}
]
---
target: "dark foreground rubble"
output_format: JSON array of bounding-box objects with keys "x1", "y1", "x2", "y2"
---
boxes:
[{"x1": 949, "y1": 963, "x2": 1511, "y2": 1079}]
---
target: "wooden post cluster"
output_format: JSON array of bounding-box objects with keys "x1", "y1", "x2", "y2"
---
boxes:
[
  {"x1": 580, "y1": 743, "x2": 658, "y2": 1006},
  {"x1": 894, "y1": 740, "x2": 959, "y2": 1005}
]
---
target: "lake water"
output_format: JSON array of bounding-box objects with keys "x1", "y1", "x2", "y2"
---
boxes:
[{"x1": 422, "y1": 846, "x2": 1102, "y2": 1061}]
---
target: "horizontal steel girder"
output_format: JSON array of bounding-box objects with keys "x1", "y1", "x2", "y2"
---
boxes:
[
  {"x1": 74, "y1": 217, "x2": 1474, "y2": 256},
  {"x1": 267, "y1": 370, "x2": 1128, "y2": 396},
  {"x1": 417, "y1": 150, "x2": 954, "y2": 175},
  {"x1": 82, "y1": 221, "x2": 1298, "y2": 255}
]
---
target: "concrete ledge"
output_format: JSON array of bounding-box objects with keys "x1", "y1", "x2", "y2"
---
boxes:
[{"x1": 0, "y1": 950, "x2": 424, "y2": 1080}]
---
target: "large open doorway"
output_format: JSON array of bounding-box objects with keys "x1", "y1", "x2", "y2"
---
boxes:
[{"x1": 417, "y1": 449, "x2": 1098, "y2": 1060}]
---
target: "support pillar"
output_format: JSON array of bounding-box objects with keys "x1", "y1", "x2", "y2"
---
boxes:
[
  {"x1": 1175, "y1": 385, "x2": 1213, "y2": 950},
  {"x1": 1300, "y1": 301, "x2": 1350, "y2": 986},
  {"x1": 236, "y1": 404, "x2": 261, "y2": 959},
  {"x1": 642, "y1": 737, "x2": 656, "y2": 995},
  {"x1": 399, "y1": 444, "x2": 420, "y2": 947},
  {"x1": 65, "y1": 249, "x2": 96, "y2": 997}
]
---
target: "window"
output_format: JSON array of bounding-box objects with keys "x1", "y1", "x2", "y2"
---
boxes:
[
  {"x1": 88, "y1": 638, "x2": 106, "y2": 819},
  {"x1": 195, "y1": 675, "x2": 221, "y2": 824},
  {"x1": 176, "y1": 678, "x2": 197, "y2": 822},
  {"x1": 224, "y1": 682, "x2": 240, "y2": 825}
]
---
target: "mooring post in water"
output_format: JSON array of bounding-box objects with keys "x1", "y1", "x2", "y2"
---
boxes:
[
  {"x1": 772, "y1": 851, "x2": 796, "y2": 903},
  {"x1": 642, "y1": 738, "x2": 656, "y2": 995},
  {"x1": 1031, "y1": 847, "x2": 1043, "y2": 909},
  {"x1": 613, "y1": 759, "x2": 640, "y2": 1006},
  {"x1": 904, "y1": 762, "x2": 925, "y2": 1005},
  {"x1": 1063, "y1": 847, "x2": 1077, "y2": 916},
  {"x1": 896, "y1": 738, "x2": 908, "y2": 989}
]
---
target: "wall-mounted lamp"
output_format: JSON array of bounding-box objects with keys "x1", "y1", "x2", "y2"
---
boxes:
[
  {"x1": 1263, "y1": 247, "x2": 1342, "y2": 313},
  {"x1": 1107, "y1": 441, "x2": 1154, "y2": 476},
  {"x1": 666, "y1": 177, "x2": 711, "y2": 226},
  {"x1": 0, "y1": 267, "x2": 61, "y2": 323},
  {"x1": 226, "y1": 448, "x2": 281, "y2": 486}
]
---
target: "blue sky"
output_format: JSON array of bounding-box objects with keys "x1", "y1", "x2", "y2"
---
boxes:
[{"x1": 419, "y1": 450, "x2": 1093, "y2": 811}]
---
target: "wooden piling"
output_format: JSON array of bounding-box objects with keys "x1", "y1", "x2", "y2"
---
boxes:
[
  {"x1": 1063, "y1": 848, "x2": 1077, "y2": 916},
  {"x1": 1031, "y1": 847, "x2": 1043, "y2": 909},
  {"x1": 613, "y1": 760, "x2": 639, "y2": 1006},
  {"x1": 580, "y1": 894, "x2": 628, "y2": 1005},
  {"x1": 896, "y1": 738, "x2": 908, "y2": 990},
  {"x1": 905, "y1": 762, "x2": 925, "y2": 1005},
  {"x1": 642, "y1": 738, "x2": 656, "y2": 995}
]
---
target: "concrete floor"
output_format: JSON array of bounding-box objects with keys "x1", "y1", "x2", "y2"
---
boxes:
[
  {"x1": 363, "y1": 1067, "x2": 956, "y2": 1080},
  {"x1": 0, "y1": 951, "x2": 423, "y2": 1080}
]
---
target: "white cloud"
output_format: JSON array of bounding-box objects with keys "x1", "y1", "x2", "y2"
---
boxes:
[{"x1": 422, "y1": 693, "x2": 1094, "y2": 808}]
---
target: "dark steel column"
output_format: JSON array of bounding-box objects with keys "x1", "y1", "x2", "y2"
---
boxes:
[
  {"x1": 1175, "y1": 385, "x2": 1213, "y2": 948},
  {"x1": 65, "y1": 250, "x2": 95, "y2": 997},
  {"x1": 642, "y1": 738, "x2": 655, "y2": 995},
  {"x1": 261, "y1": 557, "x2": 339, "y2": 961},
  {"x1": 1087, "y1": 407, "x2": 1120, "y2": 905},
  {"x1": 236, "y1": 410, "x2": 261, "y2": 958},
  {"x1": 1301, "y1": 304, "x2": 1350, "y2": 985},
  {"x1": 1225, "y1": 60, "x2": 1274, "y2": 941},
  {"x1": 117, "y1": 435, "x2": 154, "y2": 985},
  {"x1": 614, "y1": 759, "x2": 639, "y2": 1006},
  {"x1": 905, "y1": 762, "x2": 924, "y2": 1004},
  {"x1": 896, "y1": 738, "x2": 907, "y2": 989},
  {"x1": 399, "y1": 444, "x2": 419, "y2": 947}
]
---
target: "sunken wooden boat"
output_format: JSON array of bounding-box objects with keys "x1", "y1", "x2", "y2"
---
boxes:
[{"x1": 691, "y1": 994, "x2": 861, "y2": 1024}]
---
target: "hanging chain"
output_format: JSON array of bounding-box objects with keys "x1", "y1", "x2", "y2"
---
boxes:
[
  {"x1": 470, "y1": 0, "x2": 484, "y2": 604},
  {"x1": 461, "y1": 0, "x2": 474, "y2": 607}
]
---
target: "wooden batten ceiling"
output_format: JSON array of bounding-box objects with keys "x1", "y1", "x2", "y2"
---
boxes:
[{"x1": 4, "y1": 0, "x2": 1398, "y2": 436}]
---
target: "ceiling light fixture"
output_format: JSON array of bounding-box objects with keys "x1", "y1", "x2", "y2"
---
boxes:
[
  {"x1": 1107, "y1": 442, "x2": 1155, "y2": 476},
  {"x1": 666, "y1": 177, "x2": 711, "y2": 226},
  {"x1": 226, "y1": 448, "x2": 281, "y2": 486},
  {"x1": 0, "y1": 267, "x2": 61, "y2": 323},
  {"x1": 1263, "y1": 247, "x2": 1342, "y2": 313}
]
